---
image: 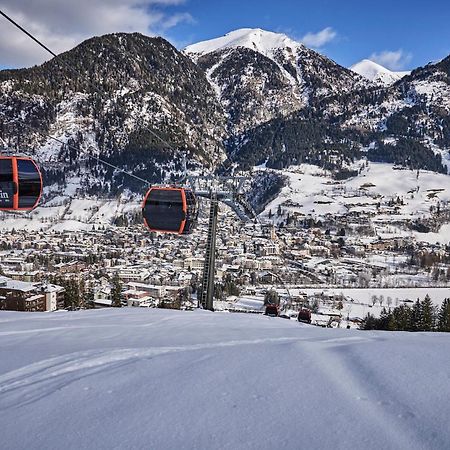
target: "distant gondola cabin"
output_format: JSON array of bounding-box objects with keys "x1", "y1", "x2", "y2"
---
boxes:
[
  {"x1": 0, "y1": 157, "x2": 42, "y2": 211},
  {"x1": 264, "y1": 304, "x2": 279, "y2": 317},
  {"x1": 142, "y1": 187, "x2": 198, "y2": 234}
]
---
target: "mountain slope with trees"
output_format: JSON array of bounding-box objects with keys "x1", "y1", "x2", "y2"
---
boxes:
[
  {"x1": 0, "y1": 29, "x2": 449, "y2": 203},
  {"x1": 0, "y1": 33, "x2": 226, "y2": 194}
]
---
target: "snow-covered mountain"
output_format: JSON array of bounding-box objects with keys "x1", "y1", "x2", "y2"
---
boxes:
[
  {"x1": 185, "y1": 27, "x2": 302, "y2": 60},
  {"x1": 185, "y1": 28, "x2": 366, "y2": 135},
  {"x1": 331, "y1": 55, "x2": 450, "y2": 160},
  {"x1": 184, "y1": 29, "x2": 448, "y2": 176},
  {"x1": 0, "y1": 33, "x2": 226, "y2": 195},
  {"x1": 350, "y1": 59, "x2": 410, "y2": 85}
]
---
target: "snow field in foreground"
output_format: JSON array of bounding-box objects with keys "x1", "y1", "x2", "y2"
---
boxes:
[{"x1": 1, "y1": 308, "x2": 449, "y2": 450}]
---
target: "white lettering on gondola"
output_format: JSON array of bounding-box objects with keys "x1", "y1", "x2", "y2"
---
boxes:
[{"x1": 0, "y1": 191, "x2": 9, "y2": 199}]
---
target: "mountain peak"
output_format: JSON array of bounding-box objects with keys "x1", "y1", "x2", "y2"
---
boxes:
[
  {"x1": 350, "y1": 59, "x2": 410, "y2": 85},
  {"x1": 184, "y1": 28, "x2": 302, "y2": 58}
]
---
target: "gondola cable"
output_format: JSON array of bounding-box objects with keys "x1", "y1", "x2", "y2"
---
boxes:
[
  {"x1": 0, "y1": 9, "x2": 182, "y2": 175},
  {"x1": 0, "y1": 9, "x2": 263, "y2": 310},
  {"x1": 0, "y1": 111, "x2": 152, "y2": 186},
  {"x1": 0, "y1": 9, "x2": 256, "y2": 232},
  {"x1": 0, "y1": 9, "x2": 200, "y2": 231}
]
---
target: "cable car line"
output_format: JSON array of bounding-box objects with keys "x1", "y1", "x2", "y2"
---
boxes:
[
  {"x1": 0, "y1": 10, "x2": 259, "y2": 311},
  {"x1": 0, "y1": 10, "x2": 58, "y2": 58},
  {"x1": 0, "y1": 9, "x2": 182, "y2": 166},
  {"x1": 0, "y1": 10, "x2": 202, "y2": 233},
  {"x1": 0, "y1": 9, "x2": 240, "y2": 184},
  {"x1": 0, "y1": 111, "x2": 152, "y2": 186}
]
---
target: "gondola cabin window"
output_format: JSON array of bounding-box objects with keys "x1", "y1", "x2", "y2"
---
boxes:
[
  {"x1": 0, "y1": 158, "x2": 14, "y2": 209},
  {"x1": 142, "y1": 187, "x2": 198, "y2": 235},
  {"x1": 17, "y1": 159, "x2": 42, "y2": 208},
  {"x1": 0, "y1": 157, "x2": 42, "y2": 211}
]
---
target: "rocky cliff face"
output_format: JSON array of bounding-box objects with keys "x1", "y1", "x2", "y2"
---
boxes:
[{"x1": 186, "y1": 28, "x2": 366, "y2": 136}]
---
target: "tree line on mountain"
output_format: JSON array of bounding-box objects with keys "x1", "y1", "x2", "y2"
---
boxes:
[
  {"x1": 232, "y1": 116, "x2": 366, "y2": 173},
  {"x1": 232, "y1": 110, "x2": 447, "y2": 176},
  {"x1": 247, "y1": 171, "x2": 286, "y2": 213},
  {"x1": 362, "y1": 296, "x2": 450, "y2": 332},
  {"x1": 368, "y1": 138, "x2": 447, "y2": 173}
]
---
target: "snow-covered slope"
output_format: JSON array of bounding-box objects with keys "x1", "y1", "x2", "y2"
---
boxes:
[
  {"x1": 0, "y1": 33, "x2": 226, "y2": 197},
  {"x1": 261, "y1": 162, "x2": 450, "y2": 241},
  {"x1": 350, "y1": 59, "x2": 410, "y2": 85},
  {"x1": 1, "y1": 308, "x2": 449, "y2": 450}
]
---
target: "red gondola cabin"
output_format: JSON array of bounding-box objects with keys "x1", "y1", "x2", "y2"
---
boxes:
[
  {"x1": 264, "y1": 304, "x2": 279, "y2": 317},
  {"x1": 298, "y1": 308, "x2": 312, "y2": 324},
  {"x1": 0, "y1": 156, "x2": 42, "y2": 211},
  {"x1": 142, "y1": 187, "x2": 198, "y2": 234}
]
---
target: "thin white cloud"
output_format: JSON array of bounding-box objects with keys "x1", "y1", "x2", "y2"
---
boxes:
[
  {"x1": 369, "y1": 49, "x2": 413, "y2": 71},
  {"x1": 0, "y1": 0, "x2": 194, "y2": 68},
  {"x1": 300, "y1": 27, "x2": 337, "y2": 48},
  {"x1": 160, "y1": 12, "x2": 195, "y2": 30}
]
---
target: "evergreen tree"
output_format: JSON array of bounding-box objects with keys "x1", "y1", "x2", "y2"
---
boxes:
[
  {"x1": 420, "y1": 295, "x2": 435, "y2": 331},
  {"x1": 362, "y1": 313, "x2": 377, "y2": 330},
  {"x1": 393, "y1": 305, "x2": 412, "y2": 331},
  {"x1": 264, "y1": 290, "x2": 280, "y2": 306},
  {"x1": 410, "y1": 300, "x2": 422, "y2": 331},
  {"x1": 437, "y1": 298, "x2": 450, "y2": 332},
  {"x1": 86, "y1": 286, "x2": 95, "y2": 309},
  {"x1": 387, "y1": 314, "x2": 398, "y2": 331},
  {"x1": 78, "y1": 279, "x2": 87, "y2": 309},
  {"x1": 62, "y1": 278, "x2": 81, "y2": 310},
  {"x1": 378, "y1": 308, "x2": 390, "y2": 330},
  {"x1": 111, "y1": 273, "x2": 122, "y2": 307},
  {"x1": 362, "y1": 297, "x2": 450, "y2": 333}
]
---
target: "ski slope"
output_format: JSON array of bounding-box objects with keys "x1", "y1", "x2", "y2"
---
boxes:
[{"x1": 1, "y1": 309, "x2": 449, "y2": 450}]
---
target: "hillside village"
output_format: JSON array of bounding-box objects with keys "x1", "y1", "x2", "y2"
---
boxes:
[
  {"x1": 1, "y1": 29, "x2": 450, "y2": 328},
  {"x1": 2, "y1": 161, "x2": 450, "y2": 327}
]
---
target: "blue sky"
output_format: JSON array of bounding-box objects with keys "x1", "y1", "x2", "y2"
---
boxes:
[{"x1": 1, "y1": 0, "x2": 449, "y2": 70}]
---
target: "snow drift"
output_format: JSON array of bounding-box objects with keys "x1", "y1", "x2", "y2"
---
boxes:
[{"x1": 1, "y1": 308, "x2": 449, "y2": 449}]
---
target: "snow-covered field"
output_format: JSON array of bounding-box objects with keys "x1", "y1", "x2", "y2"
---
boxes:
[
  {"x1": 2, "y1": 161, "x2": 449, "y2": 237},
  {"x1": 1, "y1": 308, "x2": 449, "y2": 450},
  {"x1": 262, "y1": 162, "x2": 450, "y2": 242},
  {"x1": 0, "y1": 193, "x2": 141, "y2": 232}
]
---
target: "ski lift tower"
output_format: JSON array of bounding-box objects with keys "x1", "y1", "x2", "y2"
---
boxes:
[{"x1": 186, "y1": 175, "x2": 256, "y2": 311}]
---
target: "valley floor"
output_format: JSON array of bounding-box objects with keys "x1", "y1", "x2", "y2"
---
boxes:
[{"x1": 1, "y1": 308, "x2": 449, "y2": 450}]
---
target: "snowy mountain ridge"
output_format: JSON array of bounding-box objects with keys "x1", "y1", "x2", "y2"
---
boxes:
[
  {"x1": 186, "y1": 28, "x2": 367, "y2": 136},
  {"x1": 185, "y1": 28, "x2": 304, "y2": 61},
  {"x1": 1, "y1": 29, "x2": 450, "y2": 226},
  {"x1": 350, "y1": 59, "x2": 410, "y2": 85}
]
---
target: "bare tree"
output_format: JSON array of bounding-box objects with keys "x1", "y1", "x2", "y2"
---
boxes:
[{"x1": 372, "y1": 295, "x2": 378, "y2": 306}]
